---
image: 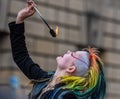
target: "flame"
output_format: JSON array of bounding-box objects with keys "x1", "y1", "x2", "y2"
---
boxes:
[{"x1": 55, "y1": 26, "x2": 59, "y2": 36}]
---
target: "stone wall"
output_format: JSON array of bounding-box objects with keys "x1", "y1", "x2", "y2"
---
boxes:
[{"x1": 0, "y1": 0, "x2": 120, "y2": 98}]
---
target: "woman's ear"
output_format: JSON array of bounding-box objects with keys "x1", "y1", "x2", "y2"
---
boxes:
[{"x1": 66, "y1": 66, "x2": 76, "y2": 73}]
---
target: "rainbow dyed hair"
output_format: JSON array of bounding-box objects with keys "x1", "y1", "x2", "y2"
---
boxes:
[{"x1": 60, "y1": 47, "x2": 106, "y2": 99}]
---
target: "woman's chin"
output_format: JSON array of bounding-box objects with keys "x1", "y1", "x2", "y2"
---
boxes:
[{"x1": 56, "y1": 56, "x2": 62, "y2": 61}]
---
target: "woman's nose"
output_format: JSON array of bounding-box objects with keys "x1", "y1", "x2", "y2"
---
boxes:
[{"x1": 67, "y1": 50, "x2": 71, "y2": 54}]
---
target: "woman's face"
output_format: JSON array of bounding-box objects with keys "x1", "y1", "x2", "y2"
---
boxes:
[
  {"x1": 56, "y1": 50, "x2": 89, "y2": 71},
  {"x1": 56, "y1": 50, "x2": 76, "y2": 70}
]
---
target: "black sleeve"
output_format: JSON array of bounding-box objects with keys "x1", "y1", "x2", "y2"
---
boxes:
[{"x1": 9, "y1": 22, "x2": 49, "y2": 80}]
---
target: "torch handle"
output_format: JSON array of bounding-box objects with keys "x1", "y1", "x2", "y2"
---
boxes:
[
  {"x1": 31, "y1": 0, "x2": 57, "y2": 37},
  {"x1": 34, "y1": 6, "x2": 51, "y2": 30}
]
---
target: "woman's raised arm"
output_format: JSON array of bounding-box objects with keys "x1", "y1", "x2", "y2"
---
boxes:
[{"x1": 9, "y1": 1, "x2": 49, "y2": 80}]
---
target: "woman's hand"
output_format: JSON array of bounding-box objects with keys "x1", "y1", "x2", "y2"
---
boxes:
[{"x1": 16, "y1": 0, "x2": 36, "y2": 24}]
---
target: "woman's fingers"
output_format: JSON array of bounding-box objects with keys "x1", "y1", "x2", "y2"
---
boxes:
[
  {"x1": 27, "y1": 0, "x2": 36, "y2": 7},
  {"x1": 27, "y1": 4, "x2": 36, "y2": 16}
]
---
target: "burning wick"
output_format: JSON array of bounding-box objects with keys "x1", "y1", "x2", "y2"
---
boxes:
[{"x1": 49, "y1": 26, "x2": 59, "y2": 37}]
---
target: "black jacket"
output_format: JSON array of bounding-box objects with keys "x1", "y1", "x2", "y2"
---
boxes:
[{"x1": 9, "y1": 22, "x2": 77, "y2": 99}]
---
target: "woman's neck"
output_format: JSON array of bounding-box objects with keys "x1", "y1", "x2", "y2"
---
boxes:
[
  {"x1": 50, "y1": 68, "x2": 68, "y2": 85},
  {"x1": 54, "y1": 68, "x2": 66, "y2": 76}
]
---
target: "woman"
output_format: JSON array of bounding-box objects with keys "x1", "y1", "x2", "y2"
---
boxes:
[{"x1": 9, "y1": 1, "x2": 106, "y2": 99}]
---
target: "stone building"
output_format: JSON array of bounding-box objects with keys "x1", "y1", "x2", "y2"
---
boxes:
[{"x1": 0, "y1": 0, "x2": 120, "y2": 99}]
